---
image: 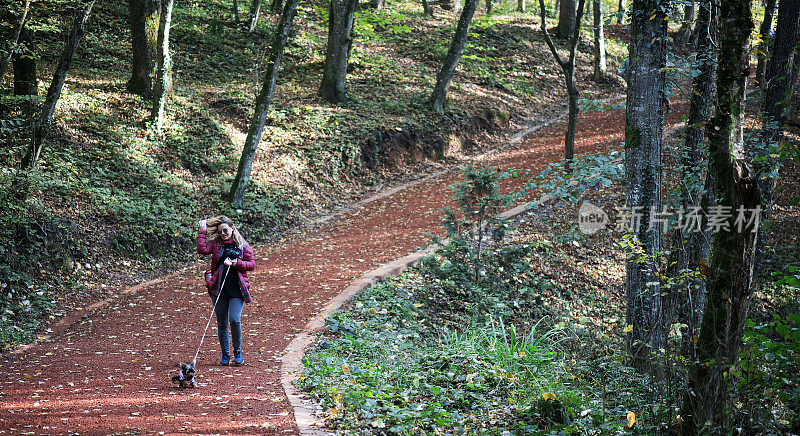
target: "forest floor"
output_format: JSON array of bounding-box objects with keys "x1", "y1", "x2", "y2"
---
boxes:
[{"x1": 0, "y1": 99, "x2": 659, "y2": 434}]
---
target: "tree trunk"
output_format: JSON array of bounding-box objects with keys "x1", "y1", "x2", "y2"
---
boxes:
[
  {"x1": 485, "y1": 0, "x2": 491, "y2": 14},
  {"x1": 666, "y1": 0, "x2": 718, "y2": 354},
  {"x1": 229, "y1": 0, "x2": 302, "y2": 207},
  {"x1": 592, "y1": 0, "x2": 605, "y2": 81},
  {"x1": 538, "y1": 0, "x2": 585, "y2": 172},
  {"x1": 789, "y1": 37, "x2": 800, "y2": 121},
  {"x1": 12, "y1": 28, "x2": 37, "y2": 97},
  {"x1": 422, "y1": 0, "x2": 433, "y2": 15},
  {"x1": 757, "y1": 0, "x2": 799, "y2": 211},
  {"x1": 233, "y1": 0, "x2": 240, "y2": 22},
  {"x1": 624, "y1": 0, "x2": 667, "y2": 374},
  {"x1": 127, "y1": 0, "x2": 161, "y2": 97},
  {"x1": 319, "y1": 0, "x2": 359, "y2": 103},
  {"x1": 0, "y1": 0, "x2": 31, "y2": 84},
  {"x1": 555, "y1": 0, "x2": 577, "y2": 38},
  {"x1": 675, "y1": 1, "x2": 695, "y2": 46},
  {"x1": 428, "y1": 0, "x2": 479, "y2": 113},
  {"x1": 151, "y1": 0, "x2": 175, "y2": 134},
  {"x1": 754, "y1": 0, "x2": 777, "y2": 90},
  {"x1": 616, "y1": 0, "x2": 625, "y2": 23},
  {"x1": 19, "y1": 0, "x2": 96, "y2": 178},
  {"x1": 249, "y1": 0, "x2": 263, "y2": 32},
  {"x1": 516, "y1": 0, "x2": 525, "y2": 13},
  {"x1": 680, "y1": 1, "x2": 757, "y2": 432}
]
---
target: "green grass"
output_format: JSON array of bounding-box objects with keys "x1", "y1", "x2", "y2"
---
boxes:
[{"x1": 300, "y1": 267, "x2": 661, "y2": 434}]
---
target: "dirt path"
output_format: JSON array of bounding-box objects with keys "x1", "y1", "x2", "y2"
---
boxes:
[{"x1": 0, "y1": 108, "x2": 649, "y2": 435}]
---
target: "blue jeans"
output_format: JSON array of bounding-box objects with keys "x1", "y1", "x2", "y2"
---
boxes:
[{"x1": 211, "y1": 294, "x2": 244, "y2": 354}]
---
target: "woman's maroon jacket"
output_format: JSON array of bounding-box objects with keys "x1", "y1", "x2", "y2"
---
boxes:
[{"x1": 196, "y1": 228, "x2": 256, "y2": 303}]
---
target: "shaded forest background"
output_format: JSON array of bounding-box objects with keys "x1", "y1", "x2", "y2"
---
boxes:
[{"x1": 0, "y1": 0, "x2": 627, "y2": 341}]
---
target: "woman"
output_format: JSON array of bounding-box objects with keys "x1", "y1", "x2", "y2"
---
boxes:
[{"x1": 197, "y1": 216, "x2": 255, "y2": 366}]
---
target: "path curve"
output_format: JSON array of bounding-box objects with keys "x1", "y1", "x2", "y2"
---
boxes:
[{"x1": 0, "y1": 108, "x2": 655, "y2": 435}]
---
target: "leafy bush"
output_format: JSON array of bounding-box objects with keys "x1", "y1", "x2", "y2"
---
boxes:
[
  {"x1": 736, "y1": 280, "x2": 800, "y2": 433},
  {"x1": 0, "y1": 176, "x2": 76, "y2": 347},
  {"x1": 420, "y1": 166, "x2": 540, "y2": 320}
]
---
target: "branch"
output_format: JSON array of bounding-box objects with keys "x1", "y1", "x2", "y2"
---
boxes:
[
  {"x1": 568, "y1": 0, "x2": 587, "y2": 68},
  {"x1": 538, "y1": 0, "x2": 566, "y2": 68}
]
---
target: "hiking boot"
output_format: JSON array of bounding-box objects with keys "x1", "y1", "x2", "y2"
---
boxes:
[
  {"x1": 220, "y1": 352, "x2": 230, "y2": 366},
  {"x1": 233, "y1": 349, "x2": 243, "y2": 366}
]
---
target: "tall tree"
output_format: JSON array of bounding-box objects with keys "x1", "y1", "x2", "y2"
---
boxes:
[
  {"x1": 319, "y1": 0, "x2": 359, "y2": 103},
  {"x1": 555, "y1": 0, "x2": 577, "y2": 38},
  {"x1": 592, "y1": 0, "x2": 605, "y2": 81},
  {"x1": 485, "y1": 0, "x2": 491, "y2": 14},
  {"x1": 623, "y1": 0, "x2": 667, "y2": 373},
  {"x1": 229, "y1": 0, "x2": 302, "y2": 206},
  {"x1": 16, "y1": 0, "x2": 96, "y2": 202},
  {"x1": 127, "y1": 0, "x2": 161, "y2": 97},
  {"x1": 754, "y1": 0, "x2": 777, "y2": 89},
  {"x1": 680, "y1": 0, "x2": 759, "y2": 432},
  {"x1": 616, "y1": 0, "x2": 626, "y2": 23},
  {"x1": 232, "y1": 0, "x2": 240, "y2": 22},
  {"x1": 516, "y1": 0, "x2": 525, "y2": 13},
  {"x1": 422, "y1": 0, "x2": 433, "y2": 15},
  {"x1": 428, "y1": 0, "x2": 479, "y2": 113},
  {"x1": 249, "y1": 0, "x2": 263, "y2": 32},
  {"x1": 675, "y1": 1, "x2": 695, "y2": 46},
  {"x1": 12, "y1": 27, "x2": 36, "y2": 97},
  {"x1": 538, "y1": 0, "x2": 586, "y2": 171},
  {"x1": 666, "y1": 0, "x2": 718, "y2": 354},
  {"x1": 151, "y1": 0, "x2": 175, "y2": 134},
  {"x1": 758, "y1": 0, "x2": 800, "y2": 209},
  {"x1": 0, "y1": 0, "x2": 31, "y2": 84}
]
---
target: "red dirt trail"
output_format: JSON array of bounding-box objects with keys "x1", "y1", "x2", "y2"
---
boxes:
[{"x1": 0, "y1": 108, "x2": 653, "y2": 435}]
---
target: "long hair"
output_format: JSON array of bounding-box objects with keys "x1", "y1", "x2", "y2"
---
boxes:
[{"x1": 205, "y1": 215, "x2": 246, "y2": 249}]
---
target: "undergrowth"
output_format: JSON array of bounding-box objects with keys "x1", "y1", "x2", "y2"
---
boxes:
[{"x1": 300, "y1": 167, "x2": 657, "y2": 434}]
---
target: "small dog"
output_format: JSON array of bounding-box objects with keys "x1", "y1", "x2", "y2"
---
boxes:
[{"x1": 171, "y1": 363, "x2": 196, "y2": 388}]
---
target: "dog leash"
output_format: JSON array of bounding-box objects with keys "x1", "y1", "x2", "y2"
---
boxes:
[{"x1": 191, "y1": 264, "x2": 231, "y2": 366}]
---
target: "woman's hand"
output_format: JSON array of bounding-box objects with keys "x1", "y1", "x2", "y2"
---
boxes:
[
  {"x1": 224, "y1": 258, "x2": 238, "y2": 266},
  {"x1": 199, "y1": 219, "x2": 207, "y2": 231}
]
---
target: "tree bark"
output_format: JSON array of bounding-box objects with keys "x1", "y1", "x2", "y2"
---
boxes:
[
  {"x1": 754, "y1": 0, "x2": 777, "y2": 90},
  {"x1": 151, "y1": 0, "x2": 175, "y2": 134},
  {"x1": 516, "y1": 0, "x2": 525, "y2": 13},
  {"x1": 249, "y1": 0, "x2": 263, "y2": 32},
  {"x1": 616, "y1": 0, "x2": 625, "y2": 23},
  {"x1": 666, "y1": 0, "x2": 718, "y2": 355},
  {"x1": 319, "y1": 0, "x2": 359, "y2": 103},
  {"x1": 19, "y1": 0, "x2": 96, "y2": 176},
  {"x1": 428, "y1": 0, "x2": 479, "y2": 113},
  {"x1": 233, "y1": 0, "x2": 241, "y2": 22},
  {"x1": 485, "y1": 0, "x2": 491, "y2": 14},
  {"x1": 127, "y1": 0, "x2": 161, "y2": 98},
  {"x1": 555, "y1": 0, "x2": 577, "y2": 38},
  {"x1": 538, "y1": 0, "x2": 585, "y2": 172},
  {"x1": 0, "y1": 0, "x2": 31, "y2": 84},
  {"x1": 624, "y1": 0, "x2": 667, "y2": 374},
  {"x1": 675, "y1": 1, "x2": 695, "y2": 46},
  {"x1": 592, "y1": 0, "x2": 605, "y2": 81},
  {"x1": 680, "y1": 1, "x2": 757, "y2": 432},
  {"x1": 229, "y1": 0, "x2": 302, "y2": 206}
]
